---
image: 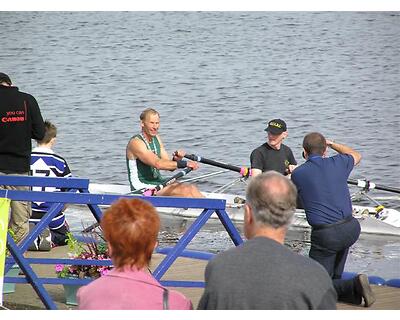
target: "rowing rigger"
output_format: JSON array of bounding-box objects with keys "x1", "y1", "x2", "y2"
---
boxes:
[
  {"x1": 134, "y1": 167, "x2": 193, "y2": 196},
  {"x1": 82, "y1": 167, "x2": 193, "y2": 232},
  {"x1": 347, "y1": 179, "x2": 400, "y2": 194},
  {"x1": 84, "y1": 154, "x2": 400, "y2": 235},
  {"x1": 186, "y1": 152, "x2": 400, "y2": 195}
]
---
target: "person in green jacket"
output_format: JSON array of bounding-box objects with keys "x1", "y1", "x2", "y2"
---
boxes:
[{"x1": 126, "y1": 107, "x2": 203, "y2": 197}]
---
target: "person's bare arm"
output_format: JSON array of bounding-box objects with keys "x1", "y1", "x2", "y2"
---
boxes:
[
  {"x1": 127, "y1": 137, "x2": 200, "y2": 171},
  {"x1": 157, "y1": 137, "x2": 200, "y2": 170},
  {"x1": 326, "y1": 139, "x2": 362, "y2": 166},
  {"x1": 251, "y1": 168, "x2": 262, "y2": 177},
  {"x1": 127, "y1": 138, "x2": 178, "y2": 170}
]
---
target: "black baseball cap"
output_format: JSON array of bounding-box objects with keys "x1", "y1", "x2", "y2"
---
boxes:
[
  {"x1": 0, "y1": 72, "x2": 12, "y2": 85},
  {"x1": 264, "y1": 119, "x2": 287, "y2": 135}
]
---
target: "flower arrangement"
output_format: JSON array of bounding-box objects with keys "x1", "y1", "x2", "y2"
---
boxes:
[{"x1": 55, "y1": 232, "x2": 113, "y2": 279}]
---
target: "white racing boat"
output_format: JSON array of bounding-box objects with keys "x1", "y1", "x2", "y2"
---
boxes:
[{"x1": 88, "y1": 181, "x2": 400, "y2": 237}]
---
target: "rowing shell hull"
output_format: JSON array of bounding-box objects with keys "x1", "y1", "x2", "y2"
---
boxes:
[
  {"x1": 156, "y1": 193, "x2": 400, "y2": 237},
  {"x1": 88, "y1": 184, "x2": 400, "y2": 237}
]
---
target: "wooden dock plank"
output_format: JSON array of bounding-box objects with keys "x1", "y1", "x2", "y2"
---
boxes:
[
  {"x1": 3, "y1": 247, "x2": 399, "y2": 310},
  {"x1": 337, "y1": 285, "x2": 400, "y2": 310}
]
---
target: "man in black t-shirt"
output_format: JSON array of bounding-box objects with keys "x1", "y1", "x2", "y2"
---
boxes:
[
  {"x1": 250, "y1": 118, "x2": 297, "y2": 177},
  {"x1": 0, "y1": 72, "x2": 45, "y2": 244}
]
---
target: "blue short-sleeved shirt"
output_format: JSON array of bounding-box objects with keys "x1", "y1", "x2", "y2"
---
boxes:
[{"x1": 291, "y1": 154, "x2": 354, "y2": 226}]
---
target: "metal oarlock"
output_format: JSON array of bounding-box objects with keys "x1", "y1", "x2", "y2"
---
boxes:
[
  {"x1": 357, "y1": 179, "x2": 376, "y2": 192},
  {"x1": 348, "y1": 178, "x2": 400, "y2": 194}
]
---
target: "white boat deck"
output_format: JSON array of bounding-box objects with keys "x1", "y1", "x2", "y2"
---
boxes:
[{"x1": 88, "y1": 183, "x2": 400, "y2": 237}]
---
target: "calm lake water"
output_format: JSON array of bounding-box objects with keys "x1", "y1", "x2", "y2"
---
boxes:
[{"x1": 1, "y1": 12, "x2": 399, "y2": 279}]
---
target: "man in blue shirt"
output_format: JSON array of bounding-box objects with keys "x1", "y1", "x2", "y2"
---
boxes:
[{"x1": 291, "y1": 132, "x2": 375, "y2": 307}]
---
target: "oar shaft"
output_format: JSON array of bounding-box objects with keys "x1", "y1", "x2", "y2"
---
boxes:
[
  {"x1": 143, "y1": 167, "x2": 193, "y2": 196},
  {"x1": 158, "y1": 167, "x2": 193, "y2": 189},
  {"x1": 348, "y1": 179, "x2": 400, "y2": 194},
  {"x1": 185, "y1": 154, "x2": 242, "y2": 173}
]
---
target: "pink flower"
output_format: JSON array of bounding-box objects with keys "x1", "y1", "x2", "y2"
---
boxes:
[
  {"x1": 100, "y1": 269, "x2": 110, "y2": 276},
  {"x1": 55, "y1": 233, "x2": 113, "y2": 278},
  {"x1": 55, "y1": 264, "x2": 64, "y2": 272}
]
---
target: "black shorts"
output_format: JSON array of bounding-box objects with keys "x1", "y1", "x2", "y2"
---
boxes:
[{"x1": 51, "y1": 224, "x2": 69, "y2": 246}]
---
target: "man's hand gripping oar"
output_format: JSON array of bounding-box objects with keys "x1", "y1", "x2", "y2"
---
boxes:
[
  {"x1": 140, "y1": 167, "x2": 193, "y2": 196},
  {"x1": 184, "y1": 153, "x2": 252, "y2": 178}
]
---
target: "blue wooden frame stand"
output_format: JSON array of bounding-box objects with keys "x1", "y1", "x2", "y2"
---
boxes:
[{"x1": 1, "y1": 175, "x2": 243, "y2": 309}]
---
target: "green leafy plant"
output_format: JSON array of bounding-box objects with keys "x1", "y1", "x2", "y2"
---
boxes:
[
  {"x1": 6, "y1": 228, "x2": 17, "y2": 256},
  {"x1": 65, "y1": 232, "x2": 85, "y2": 256}
]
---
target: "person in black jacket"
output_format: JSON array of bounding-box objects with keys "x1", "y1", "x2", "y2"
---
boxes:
[
  {"x1": 250, "y1": 119, "x2": 297, "y2": 177},
  {"x1": 0, "y1": 72, "x2": 45, "y2": 244}
]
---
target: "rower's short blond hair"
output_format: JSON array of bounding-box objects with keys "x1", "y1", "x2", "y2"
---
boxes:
[{"x1": 140, "y1": 108, "x2": 159, "y2": 121}]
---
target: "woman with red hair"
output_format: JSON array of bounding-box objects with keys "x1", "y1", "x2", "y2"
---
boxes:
[{"x1": 77, "y1": 198, "x2": 192, "y2": 310}]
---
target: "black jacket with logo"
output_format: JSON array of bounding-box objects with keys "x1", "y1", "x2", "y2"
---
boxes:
[{"x1": 0, "y1": 85, "x2": 45, "y2": 173}]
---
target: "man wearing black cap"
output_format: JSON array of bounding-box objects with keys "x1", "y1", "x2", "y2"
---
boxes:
[
  {"x1": 0, "y1": 72, "x2": 45, "y2": 244},
  {"x1": 250, "y1": 118, "x2": 297, "y2": 177}
]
